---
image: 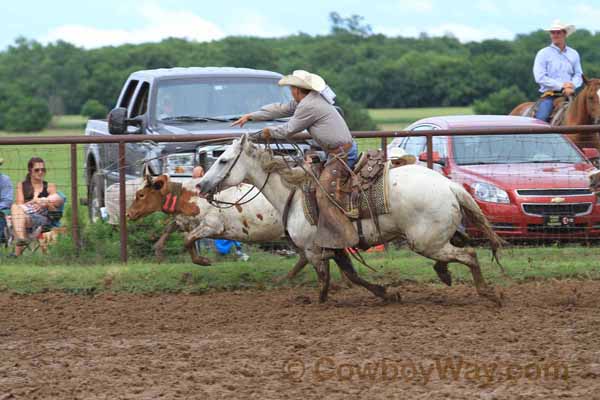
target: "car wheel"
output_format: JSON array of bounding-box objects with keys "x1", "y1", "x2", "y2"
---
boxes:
[{"x1": 88, "y1": 172, "x2": 105, "y2": 223}]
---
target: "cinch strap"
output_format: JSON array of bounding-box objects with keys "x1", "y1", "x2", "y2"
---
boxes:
[{"x1": 162, "y1": 193, "x2": 178, "y2": 213}]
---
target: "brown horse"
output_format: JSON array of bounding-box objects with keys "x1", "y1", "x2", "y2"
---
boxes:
[{"x1": 510, "y1": 77, "x2": 600, "y2": 153}]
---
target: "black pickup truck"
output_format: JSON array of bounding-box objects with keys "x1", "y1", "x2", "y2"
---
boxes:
[{"x1": 84, "y1": 67, "x2": 306, "y2": 222}]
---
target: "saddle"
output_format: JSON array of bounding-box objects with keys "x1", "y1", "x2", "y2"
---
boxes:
[
  {"x1": 527, "y1": 94, "x2": 571, "y2": 125},
  {"x1": 302, "y1": 149, "x2": 391, "y2": 226}
]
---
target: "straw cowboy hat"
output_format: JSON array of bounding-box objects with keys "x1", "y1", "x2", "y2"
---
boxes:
[
  {"x1": 388, "y1": 147, "x2": 416, "y2": 165},
  {"x1": 545, "y1": 20, "x2": 576, "y2": 37},
  {"x1": 278, "y1": 70, "x2": 327, "y2": 92}
]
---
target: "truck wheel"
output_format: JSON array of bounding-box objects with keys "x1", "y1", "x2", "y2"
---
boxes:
[{"x1": 88, "y1": 172, "x2": 105, "y2": 223}]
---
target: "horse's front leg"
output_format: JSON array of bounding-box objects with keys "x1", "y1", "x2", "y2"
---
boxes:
[
  {"x1": 317, "y1": 260, "x2": 331, "y2": 303},
  {"x1": 333, "y1": 249, "x2": 401, "y2": 302},
  {"x1": 273, "y1": 250, "x2": 309, "y2": 283}
]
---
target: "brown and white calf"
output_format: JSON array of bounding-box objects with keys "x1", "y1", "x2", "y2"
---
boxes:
[{"x1": 126, "y1": 174, "x2": 311, "y2": 282}]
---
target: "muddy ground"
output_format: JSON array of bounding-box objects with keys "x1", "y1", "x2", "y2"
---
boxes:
[{"x1": 1, "y1": 280, "x2": 600, "y2": 399}]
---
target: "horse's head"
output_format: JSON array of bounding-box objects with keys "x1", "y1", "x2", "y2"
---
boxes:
[
  {"x1": 198, "y1": 134, "x2": 253, "y2": 194},
  {"x1": 126, "y1": 173, "x2": 171, "y2": 220},
  {"x1": 581, "y1": 77, "x2": 600, "y2": 124}
]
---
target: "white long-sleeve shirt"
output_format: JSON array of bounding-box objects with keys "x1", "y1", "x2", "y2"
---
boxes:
[{"x1": 533, "y1": 44, "x2": 583, "y2": 93}]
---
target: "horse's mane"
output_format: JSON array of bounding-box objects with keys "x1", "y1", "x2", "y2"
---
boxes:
[
  {"x1": 252, "y1": 145, "x2": 310, "y2": 187},
  {"x1": 567, "y1": 79, "x2": 600, "y2": 122}
]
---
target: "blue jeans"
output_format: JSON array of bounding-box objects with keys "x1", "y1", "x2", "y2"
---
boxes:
[
  {"x1": 0, "y1": 213, "x2": 6, "y2": 243},
  {"x1": 327, "y1": 141, "x2": 359, "y2": 169},
  {"x1": 347, "y1": 141, "x2": 359, "y2": 169},
  {"x1": 534, "y1": 97, "x2": 555, "y2": 122}
]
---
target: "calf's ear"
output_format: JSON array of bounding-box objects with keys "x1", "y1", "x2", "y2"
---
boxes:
[{"x1": 152, "y1": 175, "x2": 170, "y2": 195}]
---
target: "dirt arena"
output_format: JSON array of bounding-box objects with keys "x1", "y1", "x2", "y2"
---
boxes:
[{"x1": 1, "y1": 280, "x2": 600, "y2": 399}]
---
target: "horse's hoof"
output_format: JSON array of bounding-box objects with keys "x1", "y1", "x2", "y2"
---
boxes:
[
  {"x1": 385, "y1": 290, "x2": 402, "y2": 303},
  {"x1": 479, "y1": 288, "x2": 503, "y2": 307},
  {"x1": 193, "y1": 257, "x2": 212, "y2": 266},
  {"x1": 438, "y1": 272, "x2": 452, "y2": 287}
]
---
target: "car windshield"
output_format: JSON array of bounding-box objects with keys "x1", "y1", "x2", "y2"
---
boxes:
[
  {"x1": 154, "y1": 77, "x2": 292, "y2": 122},
  {"x1": 452, "y1": 134, "x2": 584, "y2": 165}
]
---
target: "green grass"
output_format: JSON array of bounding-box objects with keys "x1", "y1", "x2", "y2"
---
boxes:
[
  {"x1": 0, "y1": 245, "x2": 598, "y2": 295},
  {"x1": 356, "y1": 107, "x2": 473, "y2": 153}
]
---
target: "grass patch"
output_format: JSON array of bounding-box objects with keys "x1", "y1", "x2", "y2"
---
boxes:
[
  {"x1": 368, "y1": 106, "x2": 473, "y2": 129},
  {"x1": 0, "y1": 245, "x2": 598, "y2": 295}
]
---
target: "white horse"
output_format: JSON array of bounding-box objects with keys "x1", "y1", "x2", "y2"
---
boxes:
[{"x1": 198, "y1": 135, "x2": 504, "y2": 305}]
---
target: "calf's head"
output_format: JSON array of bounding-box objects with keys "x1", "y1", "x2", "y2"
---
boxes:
[{"x1": 127, "y1": 174, "x2": 201, "y2": 220}]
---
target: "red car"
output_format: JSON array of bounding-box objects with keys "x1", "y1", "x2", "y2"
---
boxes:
[{"x1": 388, "y1": 115, "x2": 600, "y2": 240}]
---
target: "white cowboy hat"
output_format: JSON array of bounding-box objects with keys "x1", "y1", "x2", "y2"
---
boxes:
[
  {"x1": 278, "y1": 70, "x2": 327, "y2": 92},
  {"x1": 544, "y1": 20, "x2": 576, "y2": 37},
  {"x1": 388, "y1": 147, "x2": 416, "y2": 165}
]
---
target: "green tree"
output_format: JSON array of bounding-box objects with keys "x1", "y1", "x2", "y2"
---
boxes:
[
  {"x1": 3, "y1": 96, "x2": 51, "y2": 132},
  {"x1": 81, "y1": 99, "x2": 108, "y2": 119},
  {"x1": 473, "y1": 86, "x2": 528, "y2": 115}
]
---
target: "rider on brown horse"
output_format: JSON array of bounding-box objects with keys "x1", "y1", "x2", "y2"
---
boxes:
[
  {"x1": 232, "y1": 70, "x2": 359, "y2": 250},
  {"x1": 533, "y1": 20, "x2": 583, "y2": 122}
]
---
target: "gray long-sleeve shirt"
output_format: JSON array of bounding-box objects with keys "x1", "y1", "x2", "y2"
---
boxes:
[
  {"x1": 249, "y1": 91, "x2": 353, "y2": 151},
  {"x1": 0, "y1": 174, "x2": 13, "y2": 210}
]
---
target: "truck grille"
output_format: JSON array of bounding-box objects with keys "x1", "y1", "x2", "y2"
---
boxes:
[
  {"x1": 522, "y1": 203, "x2": 592, "y2": 216},
  {"x1": 516, "y1": 188, "x2": 592, "y2": 196},
  {"x1": 527, "y1": 224, "x2": 587, "y2": 234}
]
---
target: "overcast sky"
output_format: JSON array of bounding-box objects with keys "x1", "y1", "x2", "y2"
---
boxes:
[{"x1": 2, "y1": 0, "x2": 600, "y2": 49}]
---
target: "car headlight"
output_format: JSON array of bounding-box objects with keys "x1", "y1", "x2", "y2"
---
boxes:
[
  {"x1": 471, "y1": 182, "x2": 510, "y2": 204},
  {"x1": 164, "y1": 153, "x2": 195, "y2": 176}
]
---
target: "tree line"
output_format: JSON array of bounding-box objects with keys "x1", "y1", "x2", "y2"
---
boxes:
[{"x1": 1, "y1": 13, "x2": 600, "y2": 131}]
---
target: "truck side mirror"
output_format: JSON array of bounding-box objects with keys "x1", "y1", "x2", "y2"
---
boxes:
[
  {"x1": 108, "y1": 107, "x2": 128, "y2": 135},
  {"x1": 108, "y1": 108, "x2": 144, "y2": 134}
]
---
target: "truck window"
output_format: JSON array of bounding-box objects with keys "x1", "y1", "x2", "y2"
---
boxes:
[
  {"x1": 154, "y1": 77, "x2": 292, "y2": 121},
  {"x1": 119, "y1": 80, "x2": 139, "y2": 109},
  {"x1": 131, "y1": 82, "x2": 150, "y2": 117}
]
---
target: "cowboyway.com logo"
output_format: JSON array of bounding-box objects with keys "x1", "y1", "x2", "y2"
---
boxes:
[{"x1": 282, "y1": 356, "x2": 569, "y2": 385}]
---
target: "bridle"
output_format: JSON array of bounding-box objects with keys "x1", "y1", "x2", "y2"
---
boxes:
[{"x1": 205, "y1": 138, "x2": 272, "y2": 209}]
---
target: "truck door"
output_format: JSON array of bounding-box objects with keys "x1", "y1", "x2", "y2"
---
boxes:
[
  {"x1": 104, "y1": 79, "x2": 139, "y2": 187},
  {"x1": 126, "y1": 81, "x2": 152, "y2": 179}
]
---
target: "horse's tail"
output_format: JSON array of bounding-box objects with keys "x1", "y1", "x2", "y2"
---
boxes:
[{"x1": 449, "y1": 183, "x2": 507, "y2": 265}]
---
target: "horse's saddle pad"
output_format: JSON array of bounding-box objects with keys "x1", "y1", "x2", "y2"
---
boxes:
[{"x1": 302, "y1": 150, "x2": 391, "y2": 225}]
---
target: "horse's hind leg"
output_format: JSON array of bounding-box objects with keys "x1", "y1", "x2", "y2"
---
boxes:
[
  {"x1": 425, "y1": 244, "x2": 501, "y2": 306},
  {"x1": 333, "y1": 250, "x2": 400, "y2": 302}
]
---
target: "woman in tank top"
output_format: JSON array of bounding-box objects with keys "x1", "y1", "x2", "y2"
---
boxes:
[{"x1": 10, "y1": 157, "x2": 64, "y2": 256}]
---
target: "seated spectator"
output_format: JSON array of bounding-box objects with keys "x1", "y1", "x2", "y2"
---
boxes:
[
  {"x1": 11, "y1": 157, "x2": 64, "y2": 256},
  {"x1": 214, "y1": 239, "x2": 249, "y2": 261},
  {"x1": 0, "y1": 157, "x2": 14, "y2": 244}
]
